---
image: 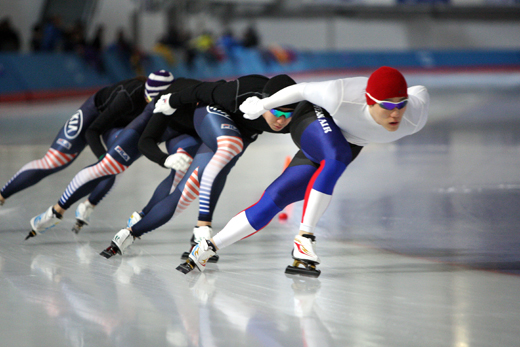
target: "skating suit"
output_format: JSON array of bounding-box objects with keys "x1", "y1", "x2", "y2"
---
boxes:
[
  {"x1": 212, "y1": 78, "x2": 430, "y2": 249},
  {"x1": 131, "y1": 75, "x2": 291, "y2": 236},
  {"x1": 54, "y1": 78, "x2": 203, "y2": 210},
  {"x1": 1, "y1": 77, "x2": 148, "y2": 202}
]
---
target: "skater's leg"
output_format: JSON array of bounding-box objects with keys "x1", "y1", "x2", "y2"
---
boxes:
[
  {"x1": 193, "y1": 106, "x2": 246, "y2": 224},
  {"x1": 29, "y1": 143, "x2": 131, "y2": 237},
  {"x1": 77, "y1": 105, "x2": 163, "y2": 231},
  {"x1": 1, "y1": 96, "x2": 98, "y2": 203},
  {"x1": 59, "y1": 121, "x2": 148, "y2": 212},
  {"x1": 83, "y1": 102, "x2": 159, "y2": 209},
  {"x1": 174, "y1": 106, "x2": 247, "y2": 250},
  {"x1": 57, "y1": 154, "x2": 128, "y2": 211},
  {"x1": 128, "y1": 106, "x2": 246, "y2": 261},
  {"x1": 290, "y1": 107, "x2": 363, "y2": 235},
  {"x1": 130, "y1": 148, "x2": 213, "y2": 237},
  {"x1": 0, "y1": 148, "x2": 80, "y2": 200},
  {"x1": 100, "y1": 179, "x2": 189, "y2": 257},
  {"x1": 177, "y1": 161, "x2": 315, "y2": 273},
  {"x1": 139, "y1": 134, "x2": 202, "y2": 215},
  {"x1": 212, "y1": 161, "x2": 317, "y2": 249},
  {"x1": 101, "y1": 140, "x2": 206, "y2": 258}
]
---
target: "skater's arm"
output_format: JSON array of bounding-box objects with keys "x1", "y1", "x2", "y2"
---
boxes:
[
  {"x1": 263, "y1": 80, "x2": 342, "y2": 114},
  {"x1": 138, "y1": 112, "x2": 171, "y2": 167},
  {"x1": 167, "y1": 80, "x2": 226, "y2": 109},
  {"x1": 240, "y1": 80, "x2": 342, "y2": 117},
  {"x1": 86, "y1": 92, "x2": 134, "y2": 159}
]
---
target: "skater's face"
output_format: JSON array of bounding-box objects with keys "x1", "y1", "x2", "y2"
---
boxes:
[
  {"x1": 369, "y1": 96, "x2": 407, "y2": 132},
  {"x1": 263, "y1": 107, "x2": 293, "y2": 131}
]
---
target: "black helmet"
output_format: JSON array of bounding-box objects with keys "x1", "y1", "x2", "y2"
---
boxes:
[{"x1": 262, "y1": 74, "x2": 298, "y2": 109}]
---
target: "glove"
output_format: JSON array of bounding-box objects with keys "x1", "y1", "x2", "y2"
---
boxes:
[
  {"x1": 239, "y1": 96, "x2": 267, "y2": 120},
  {"x1": 164, "y1": 153, "x2": 192, "y2": 171},
  {"x1": 153, "y1": 93, "x2": 176, "y2": 115}
]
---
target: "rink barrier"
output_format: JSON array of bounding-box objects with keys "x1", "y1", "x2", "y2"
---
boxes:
[{"x1": 1, "y1": 49, "x2": 519, "y2": 102}]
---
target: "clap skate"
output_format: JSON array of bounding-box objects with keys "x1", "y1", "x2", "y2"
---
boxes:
[
  {"x1": 285, "y1": 234, "x2": 321, "y2": 278},
  {"x1": 100, "y1": 228, "x2": 136, "y2": 259},
  {"x1": 72, "y1": 200, "x2": 94, "y2": 234},
  {"x1": 25, "y1": 206, "x2": 63, "y2": 240},
  {"x1": 176, "y1": 238, "x2": 217, "y2": 274},
  {"x1": 181, "y1": 226, "x2": 219, "y2": 263}
]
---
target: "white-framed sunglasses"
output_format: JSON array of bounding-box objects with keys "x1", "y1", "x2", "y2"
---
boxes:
[{"x1": 366, "y1": 92, "x2": 408, "y2": 110}]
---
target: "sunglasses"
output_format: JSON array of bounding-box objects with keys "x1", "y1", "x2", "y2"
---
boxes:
[
  {"x1": 366, "y1": 93, "x2": 408, "y2": 110},
  {"x1": 270, "y1": 109, "x2": 293, "y2": 119}
]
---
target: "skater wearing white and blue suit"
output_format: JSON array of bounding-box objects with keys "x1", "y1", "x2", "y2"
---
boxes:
[{"x1": 179, "y1": 66, "x2": 430, "y2": 277}]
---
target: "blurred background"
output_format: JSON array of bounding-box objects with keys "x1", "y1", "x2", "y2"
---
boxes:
[
  {"x1": 1, "y1": 0, "x2": 520, "y2": 101},
  {"x1": 2, "y1": 2, "x2": 520, "y2": 346}
]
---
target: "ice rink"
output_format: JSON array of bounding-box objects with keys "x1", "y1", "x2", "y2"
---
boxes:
[{"x1": 1, "y1": 70, "x2": 520, "y2": 347}]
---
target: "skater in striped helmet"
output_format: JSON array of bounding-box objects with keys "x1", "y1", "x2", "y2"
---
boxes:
[{"x1": 23, "y1": 70, "x2": 175, "y2": 239}]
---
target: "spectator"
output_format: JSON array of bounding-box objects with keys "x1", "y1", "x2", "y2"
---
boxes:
[
  {"x1": 109, "y1": 27, "x2": 146, "y2": 75},
  {"x1": 85, "y1": 24, "x2": 106, "y2": 73},
  {"x1": 41, "y1": 15, "x2": 64, "y2": 51},
  {"x1": 242, "y1": 25, "x2": 260, "y2": 49},
  {"x1": 0, "y1": 17, "x2": 21, "y2": 52},
  {"x1": 153, "y1": 26, "x2": 195, "y2": 67},
  {"x1": 30, "y1": 23, "x2": 43, "y2": 51},
  {"x1": 64, "y1": 20, "x2": 86, "y2": 53},
  {"x1": 190, "y1": 30, "x2": 222, "y2": 66},
  {"x1": 112, "y1": 28, "x2": 133, "y2": 59},
  {"x1": 90, "y1": 25, "x2": 105, "y2": 52},
  {"x1": 218, "y1": 28, "x2": 241, "y2": 63},
  {"x1": 183, "y1": 30, "x2": 197, "y2": 71}
]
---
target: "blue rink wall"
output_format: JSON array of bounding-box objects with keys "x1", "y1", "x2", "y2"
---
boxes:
[{"x1": 1, "y1": 48, "x2": 520, "y2": 101}]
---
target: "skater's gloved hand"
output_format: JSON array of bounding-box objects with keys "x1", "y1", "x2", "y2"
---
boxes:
[
  {"x1": 153, "y1": 93, "x2": 176, "y2": 115},
  {"x1": 240, "y1": 96, "x2": 267, "y2": 120},
  {"x1": 164, "y1": 152, "x2": 192, "y2": 171}
]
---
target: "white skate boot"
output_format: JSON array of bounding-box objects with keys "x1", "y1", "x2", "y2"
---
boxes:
[
  {"x1": 72, "y1": 200, "x2": 95, "y2": 234},
  {"x1": 176, "y1": 238, "x2": 216, "y2": 274},
  {"x1": 126, "y1": 211, "x2": 144, "y2": 228},
  {"x1": 181, "y1": 226, "x2": 219, "y2": 262},
  {"x1": 100, "y1": 228, "x2": 136, "y2": 259},
  {"x1": 26, "y1": 206, "x2": 63, "y2": 240},
  {"x1": 285, "y1": 234, "x2": 321, "y2": 277},
  {"x1": 193, "y1": 225, "x2": 212, "y2": 244}
]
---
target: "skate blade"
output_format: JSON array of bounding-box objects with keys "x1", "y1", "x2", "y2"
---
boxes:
[
  {"x1": 71, "y1": 220, "x2": 86, "y2": 234},
  {"x1": 176, "y1": 260, "x2": 196, "y2": 274},
  {"x1": 99, "y1": 242, "x2": 120, "y2": 259},
  {"x1": 24, "y1": 230, "x2": 37, "y2": 240},
  {"x1": 285, "y1": 261, "x2": 321, "y2": 278},
  {"x1": 181, "y1": 252, "x2": 219, "y2": 263}
]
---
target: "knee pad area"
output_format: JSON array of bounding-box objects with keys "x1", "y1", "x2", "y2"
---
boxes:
[
  {"x1": 216, "y1": 136, "x2": 244, "y2": 156},
  {"x1": 245, "y1": 193, "x2": 283, "y2": 230},
  {"x1": 312, "y1": 159, "x2": 347, "y2": 195}
]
